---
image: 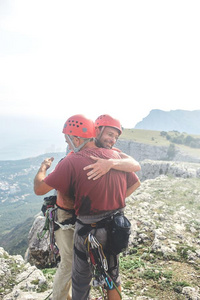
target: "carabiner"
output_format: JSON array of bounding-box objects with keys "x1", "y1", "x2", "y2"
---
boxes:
[{"x1": 105, "y1": 277, "x2": 113, "y2": 289}]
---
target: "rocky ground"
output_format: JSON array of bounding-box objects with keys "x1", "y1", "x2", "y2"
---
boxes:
[
  {"x1": 0, "y1": 174, "x2": 200, "y2": 300},
  {"x1": 0, "y1": 247, "x2": 53, "y2": 300},
  {"x1": 120, "y1": 175, "x2": 200, "y2": 299}
]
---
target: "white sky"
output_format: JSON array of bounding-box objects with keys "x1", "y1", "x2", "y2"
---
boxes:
[{"x1": 0, "y1": 0, "x2": 200, "y2": 128}]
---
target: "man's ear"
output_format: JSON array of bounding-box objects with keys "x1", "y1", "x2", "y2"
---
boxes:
[{"x1": 74, "y1": 137, "x2": 83, "y2": 146}]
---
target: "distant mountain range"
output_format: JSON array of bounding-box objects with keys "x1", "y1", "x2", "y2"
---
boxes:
[{"x1": 134, "y1": 109, "x2": 200, "y2": 135}]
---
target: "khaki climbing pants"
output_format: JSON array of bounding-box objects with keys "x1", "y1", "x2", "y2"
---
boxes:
[{"x1": 52, "y1": 208, "x2": 74, "y2": 300}]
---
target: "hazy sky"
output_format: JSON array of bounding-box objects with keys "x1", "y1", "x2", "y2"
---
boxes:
[{"x1": 1, "y1": 0, "x2": 200, "y2": 128}]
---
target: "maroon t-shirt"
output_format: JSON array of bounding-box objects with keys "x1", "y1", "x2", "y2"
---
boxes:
[{"x1": 44, "y1": 147, "x2": 139, "y2": 216}]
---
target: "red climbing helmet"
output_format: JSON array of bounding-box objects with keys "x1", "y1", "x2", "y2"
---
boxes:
[
  {"x1": 95, "y1": 114, "x2": 122, "y2": 135},
  {"x1": 62, "y1": 114, "x2": 96, "y2": 139}
]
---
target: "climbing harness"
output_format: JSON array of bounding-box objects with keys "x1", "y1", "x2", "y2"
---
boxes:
[
  {"x1": 74, "y1": 212, "x2": 131, "y2": 299},
  {"x1": 77, "y1": 212, "x2": 131, "y2": 255}
]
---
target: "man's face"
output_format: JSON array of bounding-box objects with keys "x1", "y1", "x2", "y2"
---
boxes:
[{"x1": 97, "y1": 126, "x2": 120, "y2": 149}]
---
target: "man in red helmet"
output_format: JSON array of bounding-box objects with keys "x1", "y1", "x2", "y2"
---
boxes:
[
  {"x1": 84, "y1": 114, "x2": 141, "y2": 181},
  {"x1": 34, "y1": 114, "x2": 140, "y2": 300}
]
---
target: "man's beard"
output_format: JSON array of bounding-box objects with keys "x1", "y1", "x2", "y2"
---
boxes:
[{"x1": 94, "y1": 138, "x2": 103, "y2": 148}]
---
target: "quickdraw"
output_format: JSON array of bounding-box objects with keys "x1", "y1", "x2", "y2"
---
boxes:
[
  {"x1": 47, "y1": 207, "x2": 59, "y2": 262},
  {"x1": 85, "y1": 233, "x2": 122, "y2": 299},
  {"x1": 38, "y1": 195, "x2": 76, "y2": 264},
  {"x1": 37, "y1": 206, "x2": 59, "y2": 263}
]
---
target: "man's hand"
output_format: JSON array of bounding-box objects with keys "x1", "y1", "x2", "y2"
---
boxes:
[
  {"x1": 83, "y1": 156, "x2": 112, "y2": 180},
  {"x1": 34, "y1": 157, "x2": 54, "y2": 195},
  {"x1": 40, "y1": 157, "x2": 54, "y2": 171}
]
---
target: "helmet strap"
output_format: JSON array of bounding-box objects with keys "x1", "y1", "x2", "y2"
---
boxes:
[
  {"x1": 95, "y1": 126, "x2": 105, "y2": 147},
  {"x1": 74, "y1": 138, "x2": 91, "y2": 152},
  {"x1": 65, "y1": 135, "x2": 91, "y2": 153},
  {"x1": 97, "y1": 126, "x2": 105, "y2": 140}
]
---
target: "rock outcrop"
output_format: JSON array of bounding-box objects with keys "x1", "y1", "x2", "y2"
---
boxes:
[
  {"x1": 0, "y1": 247, "x2": 52, "y2": 300},
  {"x1": 138, "y1": 159, "x2": 200, "y2": 181},
  {"x1": 116, "y1": 139, "x2": 200, "y2": 163}
]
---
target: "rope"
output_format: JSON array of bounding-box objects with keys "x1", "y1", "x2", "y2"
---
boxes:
[{"x1": 44, "y1": 291, "x2": 53, "y2": 300}]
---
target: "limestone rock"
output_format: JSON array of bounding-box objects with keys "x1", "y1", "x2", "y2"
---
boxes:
[{"x1": 0, "y1": 247, "x2": 52, "y2": 300}]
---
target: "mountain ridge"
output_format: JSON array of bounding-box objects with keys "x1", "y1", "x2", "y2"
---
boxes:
[{"x1": 134, "y1": 109, "x2": 200, "y2": 134}]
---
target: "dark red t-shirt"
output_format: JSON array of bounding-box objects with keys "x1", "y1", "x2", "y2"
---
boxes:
[{"x1": 44, "y1": 147, "x2": 139, "y2": 216}]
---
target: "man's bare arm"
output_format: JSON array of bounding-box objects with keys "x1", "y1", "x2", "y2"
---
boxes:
[
  {"x1": 126, "y1": 179, "x2": 141, "y2": 197},
  {"x1": 83, "y1": 154, "x2": 141, "y2": 180},
  {"x1": 34, "y1": 157, "x2": 54, "y2": 195}
]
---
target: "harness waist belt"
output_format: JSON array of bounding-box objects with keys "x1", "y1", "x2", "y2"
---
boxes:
[
  {"x1": 56, "y1": 204, "x2": 75, "y2": 214},
  {"x1": 54, "y1": 214, "x2": 77, "y2": 231},
  {"x1": 77, "y1": 216, "x2": 112, "y2": 236}
]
